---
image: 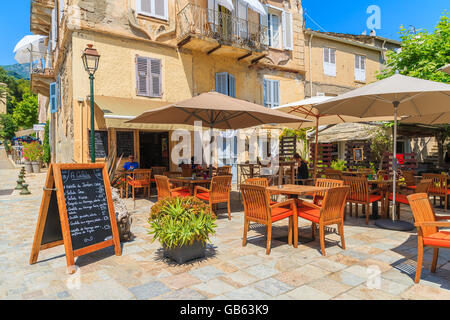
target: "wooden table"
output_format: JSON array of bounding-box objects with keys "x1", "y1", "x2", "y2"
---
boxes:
[
  {"x1": 267, "y1": 184, "x2": 328, "y2": 197},
  {"x1": 169, "y1": 177, "x2": 211, "y2": 195}
]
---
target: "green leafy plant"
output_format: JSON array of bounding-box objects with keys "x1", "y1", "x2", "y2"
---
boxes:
[
  {"x1": 43, "y1": 120, "x2": 51, "y2": 164},
  {"x1": 148, "y1": 197, "x2": 217, "y2": 249},
  {"x1": 330, "y1": 159, "x2": 347, "y2": 171},
  {"x1": 367, "y1": 126, "x2": 393, "y2": 170},
  {"x1": 22, "y1": 141, "x2": 43, "y2": 162}
]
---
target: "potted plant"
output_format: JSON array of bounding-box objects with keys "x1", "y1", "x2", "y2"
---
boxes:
[
  {"x1": 148, "y1": 196, "x2": 216, "y2": 264},
  {"x1": 23, "y1": 142, "x2": 43, "y2": 173}
]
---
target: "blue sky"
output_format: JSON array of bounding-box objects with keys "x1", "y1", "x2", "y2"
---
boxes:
[{"x1": 0, "y1": 1, "x2": 448, "y2": 65}]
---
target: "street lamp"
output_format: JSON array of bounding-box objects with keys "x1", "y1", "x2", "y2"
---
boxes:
[{"x1": 82, "y1": 44, "x2": 100, "y2": 163}]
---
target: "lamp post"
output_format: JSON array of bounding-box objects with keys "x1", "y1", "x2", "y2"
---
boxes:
[{"x1": 82, "y1": 44, "x2": 100, "y2": 163}]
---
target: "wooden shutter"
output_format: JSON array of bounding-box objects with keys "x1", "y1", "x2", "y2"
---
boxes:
[
  {"x1": 51, "y1": 8, "x2": 57, "y2": 50},
  {"x1": 282, "y1": 11, "x2": 293, "y2": 50},
  {"x1": 136, "y1": 56, "x2": 149, "y2": 96},
  {"x1": 260, "y1": 5, "x2": 269, "y2": 45},
  {"x1": 323, "y1": 47, "x2": 336, "y2": 76},
  {"x1": 57, "y1": 74, "x2": 61, "y2": 109},
  {"x1": 228, "y1": 74, "x2": 236, "y2": 98},
  {"x1": 50, "y1": 82, "x2": 57, "y2": 113},
  {"x1": 216, "y1": 72, "x2": 228, "y2": 95},
  {"x1": 149, "y1": 58, "x2": 162, "y2": 97},
  {"x1": 264, "y1": 79, "x2": 280, "y2": 108}
]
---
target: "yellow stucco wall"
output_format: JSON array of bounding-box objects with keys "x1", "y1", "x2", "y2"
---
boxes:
[{"x1": 304, "y1": 34, "x2": 382, "y2": 91}]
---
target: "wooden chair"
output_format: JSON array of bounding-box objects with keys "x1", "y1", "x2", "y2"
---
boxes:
[
  {"x1": 297, "y1": 186, "x2": 350, "y2": 256},
  {"x1": 407, "y1": 193, "x2": 450, "y2": 283},
  {"x1": 245, "y1": 177, "x2": 269, "y2": 187},
  {"x1": 343, "y1": 176, "x2": 383, "y2": 224},
  {"x1": 154, "y1": 175, "x2": 190, "y2": 201},
  {"x1": 181, "y1": 165, "x2": 193, "y2": 177},
  {"x1": 312, "y1": 178, "x2": 344, "y2": 207},
  {"x1": 402, "y1": 170, "x2": 417, "y2": 191},
  {"x1": 194, "y1": 175, "x2": 232, "y2": 219},
  {"x1": 216, "y1": 166, "x2": 232, "y2": 175},
  {"x1": 422, "y1": 173, "x2": 449, "y2": 211},
  {"x1": 240, "y1": 184, "x2": 298, "y2": 255},
  {"x1": 324, "y1": 168, "x2": 342, "y2": 180},
  {"x1": 126, "y1": 169, "x2": 152, "y2": 202},
  {"x1": 387, "y1": 179, "x2": 432, "y2": 219}
]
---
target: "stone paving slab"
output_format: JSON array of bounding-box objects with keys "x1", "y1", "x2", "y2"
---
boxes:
[{"x1": 0, "y1": 168, "x2": 449, "y2": 300}]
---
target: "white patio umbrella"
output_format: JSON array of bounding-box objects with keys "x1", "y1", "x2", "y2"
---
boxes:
[
  {"x1": 275, "y1": 96, "x2": 394, "y2": 180},
  {"x1": 402, "y1": 112, "x2": 450, "y2": 125},
  {"x1": 13, "y1": 35, "x2": 47, "y2": 64},
  {"x1": 314, "y1": 74, "x2": 450, "y2": 231}
]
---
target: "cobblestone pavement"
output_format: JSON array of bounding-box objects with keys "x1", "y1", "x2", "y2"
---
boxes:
[{"x1": 1, "y1": 168, "x2": 449, "y2": 300}]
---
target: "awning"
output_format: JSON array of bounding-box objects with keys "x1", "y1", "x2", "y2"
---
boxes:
[{"x1": 95, "y1": 96, "x2": 195, "y2": 131}]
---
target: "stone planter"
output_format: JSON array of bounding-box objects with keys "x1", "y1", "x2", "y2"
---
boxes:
[
  {"x1": 163, "y1": 240, "x2": 206, "y2": 264},
  {"x1": 31, "y1": 161, "x2": 41, "y2": 173},
  {"x1": 24, "y1": 161, "x2": 33, "y2": 173}
]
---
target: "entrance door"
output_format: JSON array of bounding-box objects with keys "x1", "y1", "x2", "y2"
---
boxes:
[{"x1": 139, "y1": 132, "x2": 169, "y2": 169}]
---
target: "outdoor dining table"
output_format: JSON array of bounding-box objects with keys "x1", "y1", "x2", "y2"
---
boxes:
[
  {"x1": 169, "y1": 177, "x2": 211, "y2": 195},
  {"x1": 367, "y1": 179, "x2": 402, "y2": 219}
]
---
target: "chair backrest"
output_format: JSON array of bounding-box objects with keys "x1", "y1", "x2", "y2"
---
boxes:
[
  {"x1": 324, "y1": 168, "x2": 342, "y2": 179},
  {"x1": 320, "y1": 186, "x2": 350, "y2": 223},
  {"x1": 358, "y1": 168, "x2": 373, "y2": 175},
  {"x1": 343, "y1": 176, "x2": 369, "y2": 202},
  {"x1": 402, "y1": 170, "x2": 415, "y2": 186},
  {"x1": 210, "y1": 175, "x2": 232, "y2": 201},
  {"x1": 216, "y1": 166, "x2": 232, "y2": 175},
  {"x1": 240, "y1": 184, "x2": 271, "y2": 224},
  {"x1": 245, "y1": 177, "x2": 269, "y2": 188},
  {"x1": 422, "y1": 173, "x2": 448, "y2": 195},
  {"x1": 164, "y1": 171, "x2": 181, "y2": 178},
  {"x1": 407, "y1": 193, "x2": 438, "y2": 237},
  {"x1": 154, "y1": 175, "x2": 171, "y2": 200},
  {"x1": 181, "y1": 165, "x2": 192, "y2": 177},
  {"x1": 415, "y1": 179, "x2": 432, "y2": 194},
  {"x1": 130, "y1": 169, "x2": 152, "y2": 181},
  {"x1": 151, "y1": 166, "x2": 167, "y2": 177},
  {"x1": 313, "y1": 178, "x2": 344, "y2": 206}
]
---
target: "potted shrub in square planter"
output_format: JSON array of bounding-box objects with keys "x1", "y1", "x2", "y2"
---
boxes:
[
  {"x1": 23, "y1": 142, "x2": 43, "y2": 173},
  {"x1": 148, "y1": 197, "x2": 216, "y2": 264}
]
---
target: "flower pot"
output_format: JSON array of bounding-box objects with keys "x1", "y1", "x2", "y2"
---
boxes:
[
  {"x1": 24, "y1": 161, "x2": 33, "y2": 173},
  {"x1": 31, "y1": 161, "x2": 41, "y2": 173},
  {"x1": 163, "y1": 240, "x2": 206, "y2": 264}
]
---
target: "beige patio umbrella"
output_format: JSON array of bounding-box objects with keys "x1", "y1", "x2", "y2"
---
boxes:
[
  {"x1": 127, "y1": 91, "x2": 311, "y2": 176},
  {"x1": 314, "y1": 74, "x2": 450, "y2": 231},
  {"x1": 275, "y1": 96, "x2": 394, "y2": 181},
  {"x1": 402, "y1": 112, "x2": 450, "y2": 125}
]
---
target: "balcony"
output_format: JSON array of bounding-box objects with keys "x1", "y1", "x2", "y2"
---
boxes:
[
  {"x1": 31, "y1": 0, "x2": 54, "y2": 36},
  {"x1": 177, "y1": 3, "x2": 268, "y2": 62},
  {"x1": 30, "y1": 51, "x2": 55, "y2": 97}
]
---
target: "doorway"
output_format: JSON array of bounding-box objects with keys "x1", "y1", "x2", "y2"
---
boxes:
[{"x1": 139, "y1": 132, "x2": 169, "y2": 169}]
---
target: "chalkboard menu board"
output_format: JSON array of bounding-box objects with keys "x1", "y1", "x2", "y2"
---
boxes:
[
  {"x1": 89, "y1": 130, "x2": 108, "y2": 159},
  {"x1": 116, "y1": 131, "x2": 134, "y2": 157},
  {"x1": 30, "y1": 164, "x2": 121, "y2": 273},
  {"x1": 61, "y1": 168, "x2": 113, "y2": 250}
]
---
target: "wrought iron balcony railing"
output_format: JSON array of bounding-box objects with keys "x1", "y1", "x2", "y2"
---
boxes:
[
  {"x1": 30, "y1": 51, "x2": 54, "y2": 77},
  {"x1": 177, "y1": 3, "x2": 268, "y2": 52}
]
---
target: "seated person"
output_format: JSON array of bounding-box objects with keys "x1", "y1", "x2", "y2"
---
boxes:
[
  {"x1": 294, "y1": 153, "x2": 309, "y2": 185},
  {"x1": 123, "y1": 155, "x2": 139, "y2": 171}
]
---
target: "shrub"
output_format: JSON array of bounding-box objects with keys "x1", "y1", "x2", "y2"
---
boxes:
[
  {"x1": 148, "y1": 197, "x2": 217, "y2": 249},
  {"x1": 330, "y1": 159, "x2": 347, "y2": 171},
  {"x1": 23, "y1": 141, "x2": 43, "y2": 162},
  {"x1": 43, "y1": 120, "x2": 50, "y2": 164}
]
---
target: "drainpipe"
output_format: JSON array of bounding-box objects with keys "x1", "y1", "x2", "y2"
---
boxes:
[{"x1": 309, "y1": 33, "x2": 313, "y2": 97}]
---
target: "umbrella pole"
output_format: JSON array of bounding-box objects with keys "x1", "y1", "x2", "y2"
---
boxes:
[
  {"x1": 209, "y1": 126, "x2": 213, "y2": 178},
  {"x1": 375, "y1": 101, "x2": 414, "y2": 231},
  {"x1": 313, "y1": 116, "x2": 319, "y2": 182}
]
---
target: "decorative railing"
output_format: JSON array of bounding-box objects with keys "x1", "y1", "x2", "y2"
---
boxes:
[
  {"x1": 177, "y1": 3, "x2": 268, "y2": 52},
  {"x1": 30, "y1": 51, "x2": 54, "y2": 77}
]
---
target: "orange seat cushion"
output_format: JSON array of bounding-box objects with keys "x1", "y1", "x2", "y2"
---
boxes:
[
  {"x1": 271, "y1": 207, "x2": 294, "y2": 222},
  {"x1": 368, "y1": 194, "x2": 382, "y2": 203},
  {"x1": 297, "y1": 205, "x2": 321, "y2": 223},
  {"x1": 388, "y1": 194, "x2": 409, "y2": 205},
  {"x1": 423, "y1": 231, "x2": 450, "y2": 247},
  {"x1": 128, "y1": 180, "x2": 150, "y2": 187},
  {"x1": 196, "y1": 192, "x2": 210, "y2": 201},
  {"x1": 172, "y1": 189, "x2": 190, "y2": 197},
  {"x1": 406, "y1": 185, "x2": 416, "y2": 190}
]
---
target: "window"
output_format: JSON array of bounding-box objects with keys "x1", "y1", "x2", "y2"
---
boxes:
[
  {"x1": 264, "y1": 79, "x2": 280, "y2": 108},
  {"x1": 355, "y1": 55, "x2": 366, "y2": 82},
  {"x1": 136, "y1": 56, "x2": 162, "y2": 97},
  {"x1": 268, "y1": 12, "x2": 281, "y2": 48},
  {"x1": 215, "y1": 72, "x2": 236, "y2": 97},
  {"x1": 137, "y1": 0, "x2": 168, "y2": 20},
  {"x1": 323, "y1": 47, "x2": 336, "y2": 76},
  {"x1": 261, "y1": 6, "x2": 293, "y2": 50}
]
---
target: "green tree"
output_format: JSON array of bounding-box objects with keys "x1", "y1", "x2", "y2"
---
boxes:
[
  {"x1": 378, "y1": 13, "x2": 450, "y2": 83},
  {"x1": 0, "y1": 114, "x2": 17, "y2": 141},
  {"x1": 12, "y1": 92, "x2": 38, "y2": 129}
]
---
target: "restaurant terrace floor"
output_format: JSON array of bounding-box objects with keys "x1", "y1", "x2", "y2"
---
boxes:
[{"x1": 1, "y1": 168, "x2": 450, "y2": 300}]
